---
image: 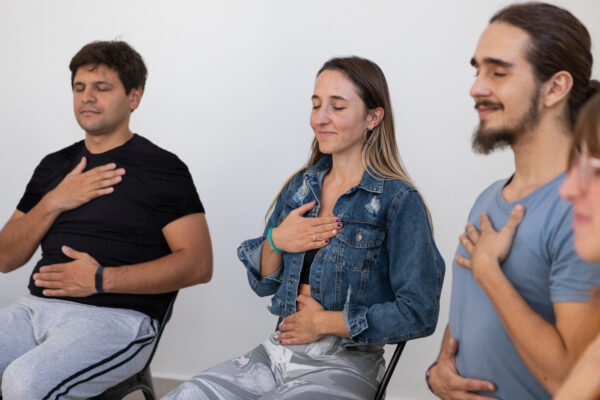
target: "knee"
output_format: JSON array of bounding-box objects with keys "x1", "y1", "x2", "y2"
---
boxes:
[{"x1": 1, "y1": 359, "x2": 46, "y2": 400}]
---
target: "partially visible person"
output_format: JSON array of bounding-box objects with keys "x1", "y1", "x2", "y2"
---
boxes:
[
  {"x1": 426, "y1": 3, "x2": 600, "y2": 399},
  {"x1": 0, "y1": 41, "x2": 212, "y2": 399},
  {"x1": 556, "y1": 91, "x2": 600, "y2": 400},
  {"x1": 163, "y1": 56, "x2": 444, "y2": 399}
]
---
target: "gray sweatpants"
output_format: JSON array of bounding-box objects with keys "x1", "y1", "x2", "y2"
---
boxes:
[
  {"x1": 0, "y1": 295, "x2": 157, "y2": 400},
  {"x1": 163, "y1": 333, "x2": 385, "y2": 400}
]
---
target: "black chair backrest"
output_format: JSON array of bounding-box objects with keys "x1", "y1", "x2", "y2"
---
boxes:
[
  {"x1": 374, "y1": 341, "x2": 406, "y2": 400},
  {"x1": 90, "y1": 292, "x2": 179, "y2": 400},
  {"x1": 143, "y1": 292, "x2": 178, "y2": 370}
]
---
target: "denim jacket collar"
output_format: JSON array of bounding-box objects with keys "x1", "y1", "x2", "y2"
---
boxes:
[{"x1": 304, "y1": 155, "x2": 384, "y2": 195}]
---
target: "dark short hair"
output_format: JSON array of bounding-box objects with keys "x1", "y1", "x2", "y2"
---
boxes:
[
  {"x1": 69, "y1": 41, "x2": 147, "y2": 94},
  {"x1": 491, "y1": 2, "x2": 596, "y2": 128}
]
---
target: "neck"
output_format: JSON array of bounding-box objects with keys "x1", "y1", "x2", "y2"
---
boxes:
[
  {"x1": 85, "y1": 128, "x2": 133, "y2": 154},
  {"x1": 328, "y1": 149, "x2": 365, "y2": 186},
  {"x1": 508, "y1": 115, "x2": 571, "y2": 195}
]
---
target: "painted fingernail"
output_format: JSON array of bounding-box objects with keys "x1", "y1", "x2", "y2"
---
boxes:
[
  {"x1": 336, "y1": 218, "x2": 341, "y2": 222},
  {"x1": 325, "y1": 239, "x2": 329, "y2": 244},
  {"x1": 279, "y1": 340, "x2": 283, "y2": 344},
  {"x1": 337, "y1": 223, "x2": 341, "y2": 227}
]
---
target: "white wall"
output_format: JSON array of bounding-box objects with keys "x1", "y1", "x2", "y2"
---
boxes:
[{"x1": 0, "y1": 1, "x2": 599, "y2": 398}]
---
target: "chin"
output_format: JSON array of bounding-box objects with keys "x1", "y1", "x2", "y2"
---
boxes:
[
  {"x1": 317, "y1": 142, "x2": 335, "y2": 155},
  {"x1": 574, "y1": 238, "x2": 600, "y2": 262}
]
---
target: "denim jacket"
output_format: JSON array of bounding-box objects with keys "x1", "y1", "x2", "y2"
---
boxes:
[{"x1": 238, "y1": 156, "x2": 445, "y2": 348}]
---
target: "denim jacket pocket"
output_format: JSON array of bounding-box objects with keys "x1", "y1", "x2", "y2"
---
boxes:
[{"x1": 335, "y1": 222, "x2": 386, "y2": 272}]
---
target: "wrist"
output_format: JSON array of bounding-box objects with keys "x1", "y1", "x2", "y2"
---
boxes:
[
  {"x1": 473, "y1": 260, "x2": 503, "y2": 288},
  {"x1": 40, "y1": 191, "x2": 65, "y2": 215},
  {"x1": 268, "y1": 227, "x2": 283, "y2": 254},
  {"x1": 95, "y1": 266, "x2": 105, "y2": 294},
  {"x1": 314, "y1": 311, "x2": 328, "y2": 336}
]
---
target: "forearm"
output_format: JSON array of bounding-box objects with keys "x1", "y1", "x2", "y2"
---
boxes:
[
  {"x1": 555, "y1": 335, "x2": 600, "y2": 400},
  {"x1": 555, "y1": 365, "x2": 600, "y2": 400},
  {"x1": 259, "y1": 239, "x2": 283, "y2": 277},
  {"x1": 0, "y1": 198, "x2": 61, "y2": 273},
  {"x1": 103, "y1": 248, "x2": 212, "y2": 294},
  {"x1": 438, "y1": 325, "x2": 451, "y2": 358},
  {"x1": 317, "y1": 311, "x2": 349, "y2": 338},
  {"x1": 479, "y1": 268, "x2": 570, "y2": 393}
]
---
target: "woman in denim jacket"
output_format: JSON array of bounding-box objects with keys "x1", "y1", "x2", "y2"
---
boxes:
[{"x1": 163, "y1": 56, "x2": 445, "y2": 400}]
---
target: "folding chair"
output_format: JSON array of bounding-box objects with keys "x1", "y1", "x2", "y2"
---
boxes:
[
  {"x1": 91, "y1": 293, "x2": 178, "y2": 400},
  {"x1": 274, "y1": 318, "x2": 406, "y2": 400},
  {"x1": 373, "y1": 341, "x2": 407, "y2": 400}
]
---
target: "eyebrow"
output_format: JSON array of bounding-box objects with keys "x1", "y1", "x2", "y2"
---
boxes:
[
  {"x1": 470, "y1": 57, "x2": 514, "y2": 68},
  {"x1": 311, "y1": 94, "x2": 349, "y2": 101},
  {"x1": 73, "y1": 80, "x2": 114, "y2": 86}
]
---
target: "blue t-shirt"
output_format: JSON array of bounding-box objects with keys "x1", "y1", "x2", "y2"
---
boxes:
[{"x1": 449, "y1": 172, "x2": 600, "y2": 400}]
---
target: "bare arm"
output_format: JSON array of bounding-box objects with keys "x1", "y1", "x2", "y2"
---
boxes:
[
  {"x1": 457, "y1": 207, "x2": 600, "y2": 394},
  {"x1": 0, "y1": 158, "x2": 124, "y2": 273},
  {"x1": 555, "y1": 334, "x2": 600, "y2": 400},
  {"x1": 104, "y1": 212, "x2": 213, "y2": 293},
  {"x1": 0, "y1": 208, "x2": 57, "y2": 273},
  {"x1": 472, "y1": 272, "x2": 600, "y2": 393},
  {"x1": 33, "y1": 212, "x2": 212, "y2": 295}
]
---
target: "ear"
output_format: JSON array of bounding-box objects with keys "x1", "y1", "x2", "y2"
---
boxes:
[
  {"x1": 367, "y1": 107, "x2": 385, "y2": 130},
  {"x1": 128, "y1": 86, "x2": 143, "y2": 112},
  {"x1": 542, "y1": 71, "x2": 573, "y2": 109}
]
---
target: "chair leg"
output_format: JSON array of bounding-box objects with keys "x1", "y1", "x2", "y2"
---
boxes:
[{"x1": 140, "y1": 367, "x2": 156, "y2": 400}]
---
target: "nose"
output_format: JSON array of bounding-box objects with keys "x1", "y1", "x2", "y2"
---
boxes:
[
  {"x1": 80, "y1": 86, "x2": 96, "y2": 103},
  {"x1": 311, "y1": 105, "x2": 331, "y2": 126},
  {"x1": 470, "y1": 75, "x2": 491, "y2": 99},
  {"x1": 560, "y1": 168, "x2": 583, "y2": 202}
]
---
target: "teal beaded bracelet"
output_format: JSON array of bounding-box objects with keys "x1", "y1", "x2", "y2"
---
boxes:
[{"x1": 268, "y1": 227, "x2": 283, "y2": 254}]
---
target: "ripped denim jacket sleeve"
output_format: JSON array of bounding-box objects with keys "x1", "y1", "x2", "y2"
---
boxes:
[
  {"x1": 237, "y1": 179, "x2": 292, "y2": 297},
  {"x1": 342, "y1": 189, "x2": 445, "y2": 346}
]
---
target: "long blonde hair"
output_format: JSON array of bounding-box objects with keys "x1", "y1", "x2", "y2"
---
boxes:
[{"x1": 267, "y1": 56, "x2": 429, "y2": 223}]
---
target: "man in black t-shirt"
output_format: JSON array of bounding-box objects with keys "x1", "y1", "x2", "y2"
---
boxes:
[{"x1": 0, "y1": 41, "x2": 213, "y2": 399}]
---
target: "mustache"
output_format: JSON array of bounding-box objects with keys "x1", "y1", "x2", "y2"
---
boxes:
[
  {"x1": 79, "y1": 106, "x2": 101, "y2": 113},
  {"x1": 474, "y1": 100, "x2": 503, "y2": 110}
]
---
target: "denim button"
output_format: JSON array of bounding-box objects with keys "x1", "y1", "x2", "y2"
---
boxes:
[
  {"x1": 356, "y1": 232, "x2": 363, "y2": 242},
  {"x1": 316, "y1": 250, "x2": 323, "y2": 258}
]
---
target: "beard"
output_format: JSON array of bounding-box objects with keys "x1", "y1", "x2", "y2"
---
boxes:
[{"x1": 471, "y1": 88, "x2": 541, "y2": 155}]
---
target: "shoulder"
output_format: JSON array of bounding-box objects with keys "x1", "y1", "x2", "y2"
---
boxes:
[
  {"x1": 381, "y1": 179, "x2": 424, "y2": 209},
  {"x1": 281, "y1": 167, "x2": 309, "y2": 199},
  {"x1": 130, "y1": 135, "x2": 189, "y2": 170},
  {"x1": 38, "y1": 140, "x2": 85, "y2": 168},
  {"x1": 473, "y1": 177, "x2": 509, "y2": 205},
  {"x1": 382, "y1": 178, "x2": 418, "y2": 197},
  {"x1": 381, "y1": 179, "x2": 428, "y2": 219}
]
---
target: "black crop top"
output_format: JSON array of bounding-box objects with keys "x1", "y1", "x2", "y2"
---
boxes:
[{"x1": 300, "y1": 249, "x2": 318, "y2": 284}]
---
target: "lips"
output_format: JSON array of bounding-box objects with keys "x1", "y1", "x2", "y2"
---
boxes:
[
  {"x1": 572, "y1": 211, "x2": 592, "y2": 228},
  {"x1": 474, "y1": 100, "x2": 503, "y2": 117},
  {"x1": 317, "y1": 131, "x2": 336, "y2": 137},
  {"x1": 80, "y1": 108, "x2": 101, "y2": 114}
]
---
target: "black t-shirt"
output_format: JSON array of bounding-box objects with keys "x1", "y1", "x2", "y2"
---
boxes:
[{"x1": 17, "y1": 134, "x2": 204, "y2": 320}]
